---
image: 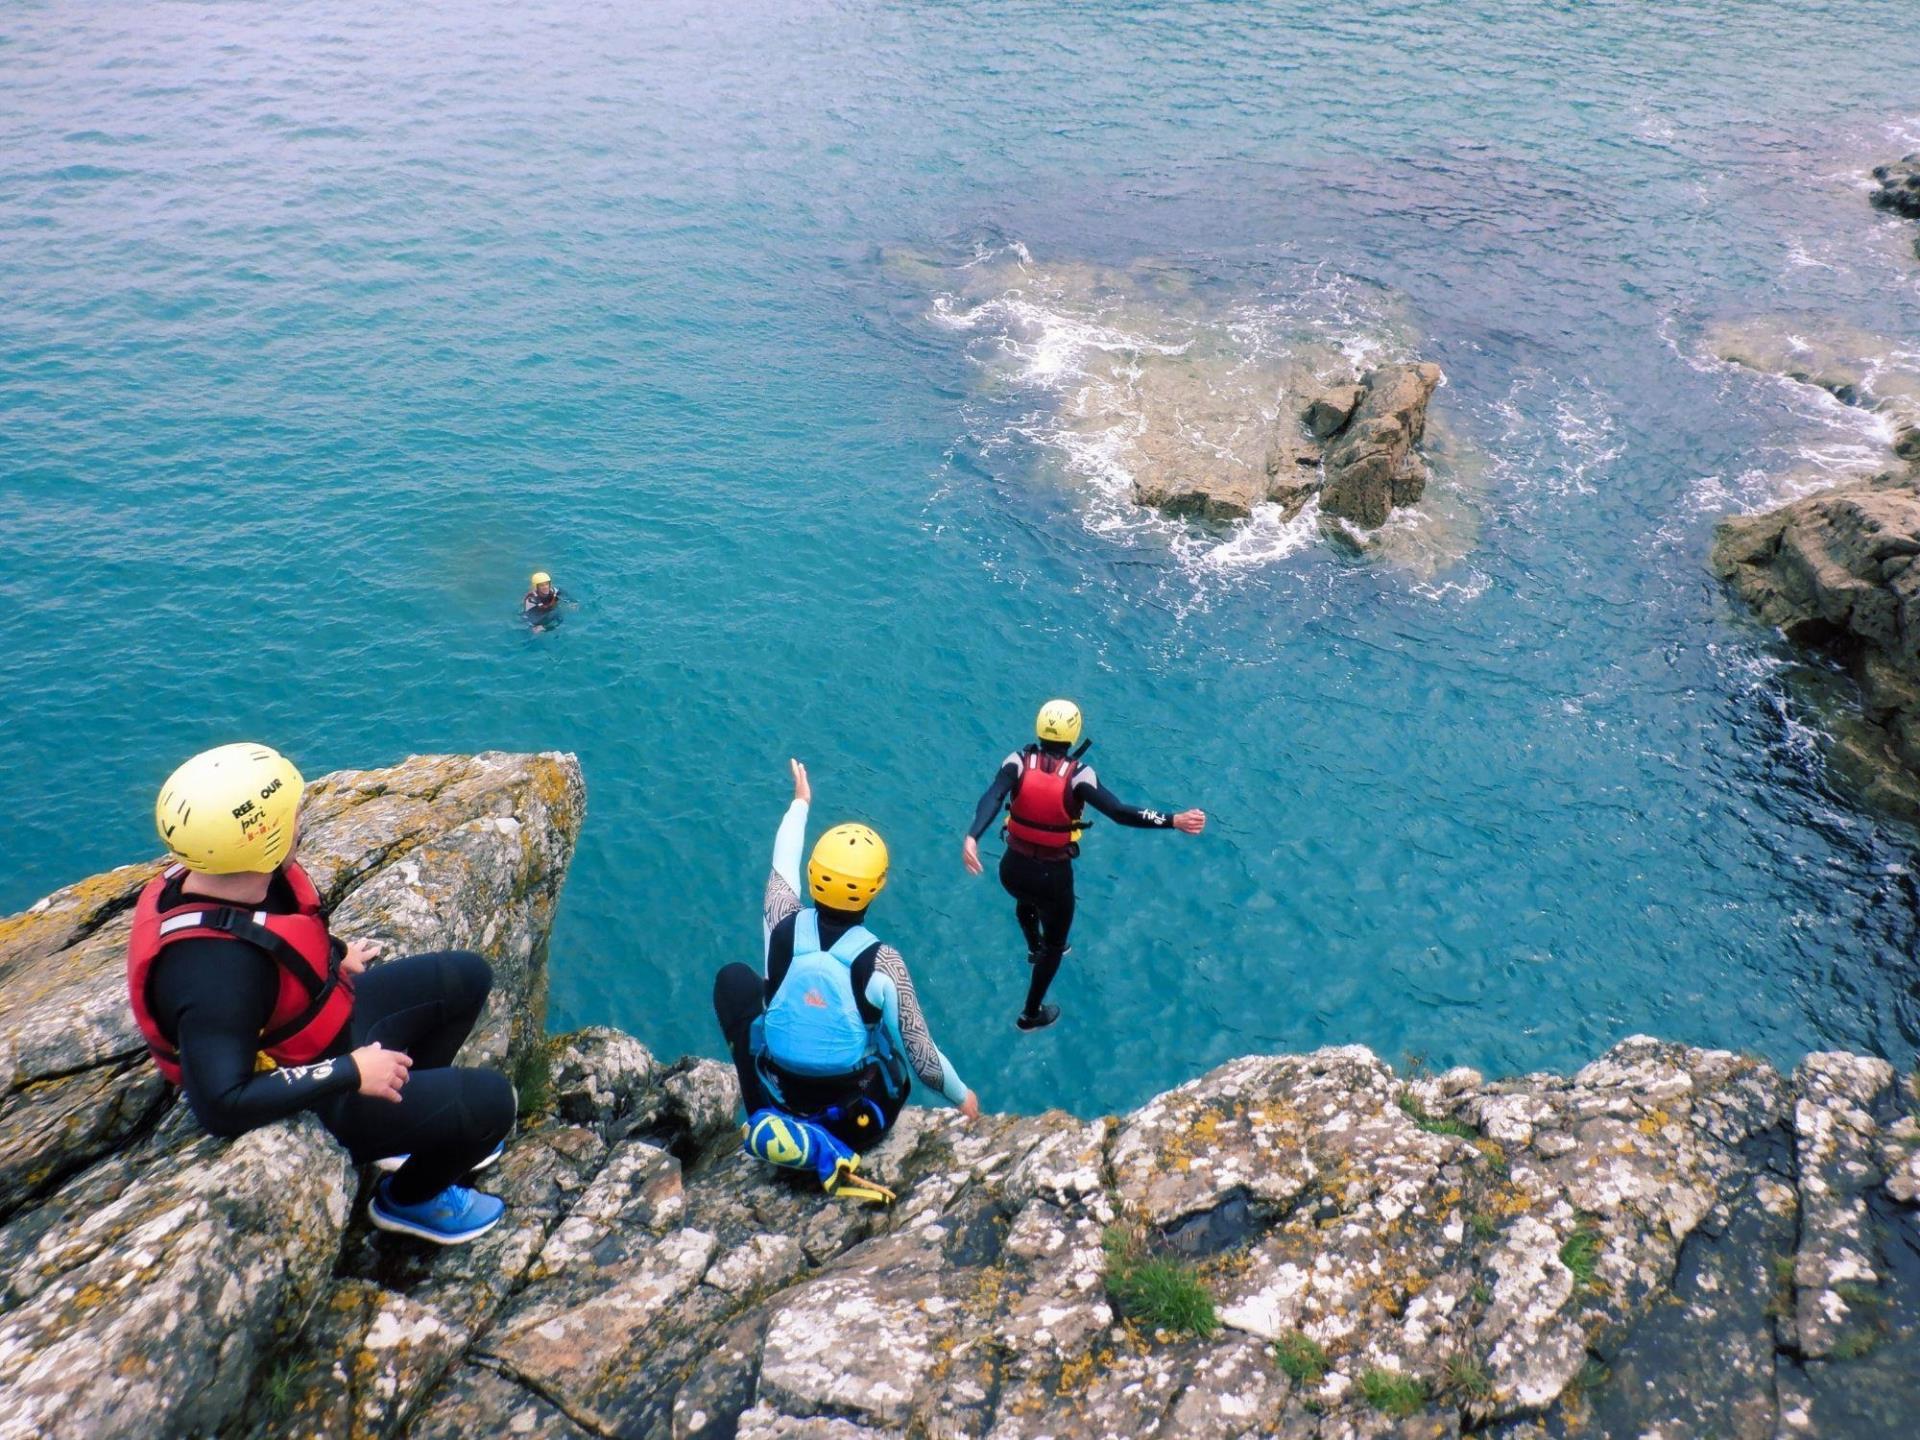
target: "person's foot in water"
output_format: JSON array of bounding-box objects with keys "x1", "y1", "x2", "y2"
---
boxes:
[{"x1": 1016, "y1": 1003, "x2": 1060, "y2": 1031}]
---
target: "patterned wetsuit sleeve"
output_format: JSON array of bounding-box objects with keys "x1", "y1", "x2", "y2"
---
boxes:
[
  {"x1": 763, "y1": 799, "x2": 808, "y2": 961},
  {"x1": 968, "y1": 757, "x2": 1021, "y2": 840},
  {"x1": 1074, "y1": 767, "x2": 1176, "y2": 828},
  {"x1": 871, "y1": 944, "x2": 969, "y2": 1105}
]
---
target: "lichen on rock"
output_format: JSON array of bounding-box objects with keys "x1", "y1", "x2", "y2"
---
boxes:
[{"x1": 5, "y1": 755, "x2": 1920, "y2": 1439}]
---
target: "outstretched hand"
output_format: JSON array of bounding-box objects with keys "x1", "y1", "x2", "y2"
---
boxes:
[
  {"x1": 790, "y1": 758, "x2": 811, "y2": 804},
  {"x1": 959, "y1": 1089, "x2": 981, "y2": 1122},
  {"x1": 961, "y1": 835, "x2": 983, "y2": 876},
  {"x1": 1173, "y1": 808, "x2": 1207, "y2": 835}
]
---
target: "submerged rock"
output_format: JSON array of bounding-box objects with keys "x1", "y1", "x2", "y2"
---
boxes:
[{"x1": 6, "y1": 756, "x2": 1920, "y2": 1439}]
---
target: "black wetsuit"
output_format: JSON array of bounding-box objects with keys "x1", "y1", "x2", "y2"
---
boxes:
[
  {"x1": 147, "y1": 873, "x2": 515, "y2": 1204},
  {"x1": 968, "y1": 741, "x2": 1177, "y2": 1015}
]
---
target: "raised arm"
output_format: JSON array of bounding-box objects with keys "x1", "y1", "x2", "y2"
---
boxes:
[
  {"x1": 871, "y1": 944, "x2": 975, "y2": 1113},
  {"x1": 763, "y1": 760, "x2": 812, "y2": 956}
]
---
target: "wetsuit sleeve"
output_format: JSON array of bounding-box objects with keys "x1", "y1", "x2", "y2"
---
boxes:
[
  {"x1": 151, "y1": 939, "x2": 361, "y2": 1138},
  {"x1": 764, "y1": 799, "x2": 808, "y2": 956},
  {"x1": 1074, "y1": 768, "x2": 1176, "y2": 829},
  {"x1": 967, "y1": 759, "x2": 1021, "y2": 840},
  {"x1": 869, "y1": 945, "x2": 969, "y2": 1106}
]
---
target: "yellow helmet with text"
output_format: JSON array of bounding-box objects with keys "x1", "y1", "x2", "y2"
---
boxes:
[
  {"x1": 807, "y1": 823, "x2": 889, "y2": 911},
  {"x1": 1035, "y1": 698, "x2": 1083, "y2": 745},
  {"x1": 154, "y1": 743, "x2": 305, "y2": 874}
]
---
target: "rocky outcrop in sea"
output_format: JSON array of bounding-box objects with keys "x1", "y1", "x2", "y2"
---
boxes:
[
  {"x1": 1871, "y1": 154, "x2": 1920, "y2": 255},
  {"x1": 3, "y1": 752, "x2": 1918, "y2": 1439},
  {"x1": 1132, "y1": 361, "x2": 1444, "y2": 533},
  {"x1": 1708, "y1": 163, "x2": 1920, "y2": 815}
]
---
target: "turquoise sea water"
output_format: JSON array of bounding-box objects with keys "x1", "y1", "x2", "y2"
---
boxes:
[{"x1": 5, "y1": 1, "x2": 1920, "y2": 1116}]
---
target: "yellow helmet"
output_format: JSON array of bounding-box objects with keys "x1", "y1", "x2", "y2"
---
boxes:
[
  {"x1": 1036, "y1": 699, "x2": 1083, "y2": 745},
  {"x1": 530, "y1": 571, "x2": 552, "y2": 587},
  {"x1": 154, "y1": 744, "x2": 305, "y2": 874},
  {"x1": 807, "y1": 824, "x2": 889, "y2": 911}
]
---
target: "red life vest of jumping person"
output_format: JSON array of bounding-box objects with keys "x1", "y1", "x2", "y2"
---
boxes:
[
  {"x1": 126, "y1": 860, "x2": 354, "y2": 1086},
  {"x1": 1003, "y1": 746, "x2": 1083, "y2": 856}
]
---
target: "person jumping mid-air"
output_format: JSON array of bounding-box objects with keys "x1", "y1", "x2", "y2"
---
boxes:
[
  {"x1": 714, "y1": 759, "x2": 978, "y2": 1204},
  {"x1": 962, "y1": 700, "x2": 1205, "y2": 1031}
]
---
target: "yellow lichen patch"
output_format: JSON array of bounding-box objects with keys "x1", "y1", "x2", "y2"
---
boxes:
[
  {"x1": 1484, "y1": 1183, "x2": 1535, "y2": 1219},
  {"x1": 1635, "y1": 1108, "x2": 1673, "y2": 1138}
]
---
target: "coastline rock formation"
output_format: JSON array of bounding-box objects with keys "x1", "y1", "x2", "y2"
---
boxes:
[
  {"x1": 1708, "y1": 178, "x2": 1920, "y2": 814},
  {"x1": 1871, "y1": 154, "x2": 1920, "y2": 257},
  {"x1": 5, "y1": 754, "x2": 1920, "y2": 1438},
  {"x1": 1130, "y1": 361, "x2": 1445, "y2": 532},
  {"x1": 1713, "y1": 461, "x2": 1920, "y2": 814}
]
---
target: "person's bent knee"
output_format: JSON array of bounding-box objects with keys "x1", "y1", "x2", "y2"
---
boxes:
[
  {"x1": 470, "y1": 1068, "x2": 517, "y2": 1143},
  {"x1": 440, "y1": 950, "x2": 494, "y2": 1005}
]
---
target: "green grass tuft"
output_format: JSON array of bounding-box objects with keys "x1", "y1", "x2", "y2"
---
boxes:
[
  {"x1": 511, "y1": 1038, "x2": 552, "y2": 1119},
  {"x1": 1830, "y1": 1327, "x2": 1881, "y2": 1360},
  {"x1": 1396, "y1": 1090, "x2": 1477, "y2": 1140},
  {"x1": 1471, "y1": 1279, "x2": 1492, "y2": 1306},
  {"x1": 1103, "y1": 1228, "x2": 1218, "y2": 1339},
  {"x1": 1359, "y1": 1367, "x2": 1428, "y2": 1417},
  {"x1": 1272, "y1": 1330, "x2": 1328, "y2": 1384},
  {"x1": 1559, "y1": 1222, "x2": 1603, "y2": 1289},
  {"x1": 1444, "y1": 1353, "x2": 1494, "y2": 1401},
  {"x1": 258, "y1": 1357, "x2": 300, "y2": 1420},
  {"x1": 1469, "y1": 1212, "x2": 1498, "y2": 1241}
]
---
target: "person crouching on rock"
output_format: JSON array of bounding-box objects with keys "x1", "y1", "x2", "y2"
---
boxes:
[
  {"x1": 713, "y1": 759, "x2": 980, "y2": 1205},
  {"x1": 128, "y1": 743, "x2": 516, "y2": 1245}
]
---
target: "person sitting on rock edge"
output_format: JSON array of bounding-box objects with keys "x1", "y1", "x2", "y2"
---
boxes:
[
  {"x1": 128, "y1": 743, "x2": 517, "y2": 1245},
  {"x1": 962, "y1": 699, "x2": 1206, "y2": 1031},
  {"x1": 713, "y1": 759, "x2": 980, "y2": 1204}
]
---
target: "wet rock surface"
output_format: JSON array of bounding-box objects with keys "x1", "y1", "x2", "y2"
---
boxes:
[
  {"x1": 1126, "y1": 360, "x2": 1446, "y2": 531},
  {"x1": 6, "y1": 758, "x2": 1920, "y2": 1439},
  {"x1": 1712, "y1": 461, "x2": 1920, "y2": 816},
  {"x1": 1870, "y1": 153, "x2": 1920, "y2": 222},
  {"x1": 1710, "y1": 302, "x2": 1920, "y2": 818}
]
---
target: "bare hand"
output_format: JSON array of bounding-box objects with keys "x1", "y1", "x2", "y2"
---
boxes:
[
  {"x1": 959, "y1": 1089, "x2": 981, "y2": 1122},
  {"x1": 1173, "y1": 809, "x2": 1207, "y2": 835},
  {"x1": 961, "y1": 835, "x2": 983, "y2": 876},
  {"x1": 352, "y1": 1042, "x2": 412, "y2": 1102},
  {"x1": 790, "y1": 758, "x2": 811, "y2": 804},
  {"x1": 340, "y1": 939, "x2": 385, "y2": 977}
]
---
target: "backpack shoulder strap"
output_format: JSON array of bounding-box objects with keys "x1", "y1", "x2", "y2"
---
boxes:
[{"x1": 847, "y1": 941, "x2": 885, "y2": 1027}]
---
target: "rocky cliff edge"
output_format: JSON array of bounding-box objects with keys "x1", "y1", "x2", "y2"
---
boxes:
[{"x1": 3, "y1": 753, "x2": 1919, "y2": 1440}]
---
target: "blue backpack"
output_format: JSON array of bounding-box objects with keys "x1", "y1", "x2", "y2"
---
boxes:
[{"x1": 756, "y1": 910, "x2": 884, "y2": 1077}]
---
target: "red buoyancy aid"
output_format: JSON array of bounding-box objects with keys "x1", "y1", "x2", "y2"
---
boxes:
[
  {"x1": 126, "y1": 860, "x2": 354, "y2": 1086},
  {"x1": 1004, "y1": 748, "x2": 1083, "y2": 854}
]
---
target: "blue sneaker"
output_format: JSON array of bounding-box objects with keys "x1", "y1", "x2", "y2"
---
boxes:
[
  {"x1": 368, "y1": 1177, "x2": 505, "y2": 1245},
  {"x1": 373, "y1": 1140, "x2": 505, "y2": 1176}
]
